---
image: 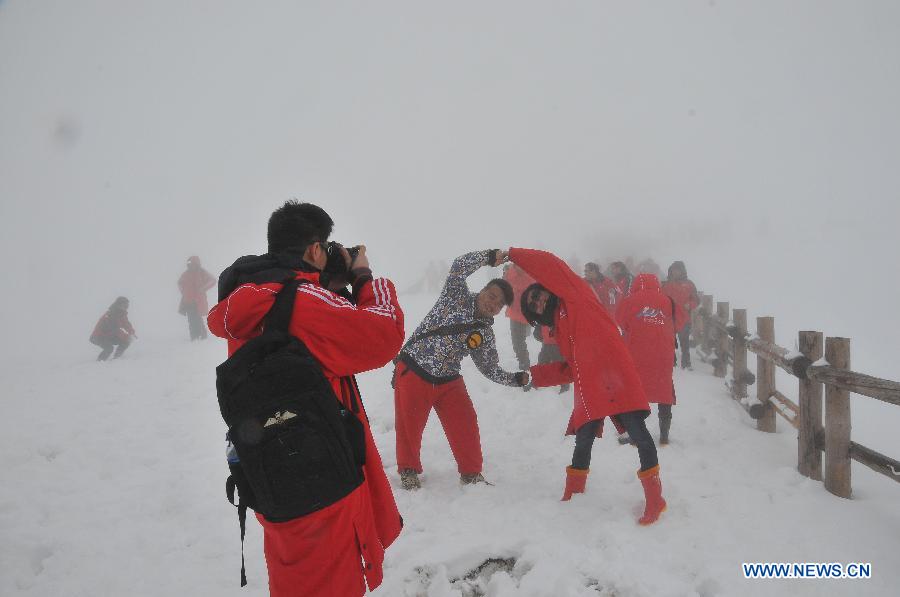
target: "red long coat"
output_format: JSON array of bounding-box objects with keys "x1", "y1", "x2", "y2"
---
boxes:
[
  {"x1": 207, "y1": 270, "x2": 404, "y2": 596},
  {"x1": 616, "y1": 274, "x2": 686, "y2": 405},
  {"x1": 503, "y1": 264, "x2": 534, "y2": 324},
  {"x1": 661, "y1": 278, "x2": 699, "y2": 332},
  {"x1": 178, "y1": 265, "x2": 216, "y2": 314},
  {"x1": 510, "y1": 248, "x2": 649, "y2": 435}
]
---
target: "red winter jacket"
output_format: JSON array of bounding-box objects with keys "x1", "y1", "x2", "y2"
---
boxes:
[
  {"x1": 586, "y1": 277, "x2": 620, "y2": 316},
  {"x1": 510, "y1": 248, "x2": 649, "y2": 435},
  {"x1": 616, "y1": 274, "x2": 686, "y2": 405},
  {"x1": 661, "y1": 278, "x2": 699, "y2": 331},
  {"x1": 503, "y1": 264, "x2": 534, "y2": 324},
  {"x1": 91, "y1": 307, "x2": 134, "y2": 343},
  {"x1": 178, "y1": 264, "x2": 216, "y2": 314},
  {"x1": 207, "y1": 269, "x2": 404, "y2": 596}
]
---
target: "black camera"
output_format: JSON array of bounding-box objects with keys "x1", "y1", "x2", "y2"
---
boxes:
[{"x1": 323, "y1": 242, "x2": 360, "y2": 277}]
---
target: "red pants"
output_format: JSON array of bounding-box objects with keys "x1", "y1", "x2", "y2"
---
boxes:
[{"x1": 394, "y1": 362, "x2": 482, "y2": 475}]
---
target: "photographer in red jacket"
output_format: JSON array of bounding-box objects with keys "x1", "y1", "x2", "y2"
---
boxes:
[
  {"x1": 511, "y1": 248, "x2": 666, "y2": 526},
  {"x1": 208, "y1": 201, "x2": 404, "y2": 597}
]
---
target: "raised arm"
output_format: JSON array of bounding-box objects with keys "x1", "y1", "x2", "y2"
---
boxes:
[
  {"x1": 444, "y1": 250, "x2": 502, "y2": 291},
  {"x1": 508, "y1": 248, "x2": 592, "y2": 303},
  {"x1": 292, "y1": 277, "x2": 406, "y2": 378}
]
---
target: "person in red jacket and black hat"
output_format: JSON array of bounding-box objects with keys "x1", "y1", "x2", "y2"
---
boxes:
[
  {"x1": 661, "y1": 261, "x2": 700, "y2": 370},
  {"x1": 617, "y1": 274, "x2": 687, "y2": 445},
  {"x1": 178, "y1": 256, "x2": 216, "y2": 340},
  {"x1": 207, "y1": 201, "x2": 404, "y2": 597},
  {"x1": 511, "y1": 248, "x2": 666, "y2": 526}
]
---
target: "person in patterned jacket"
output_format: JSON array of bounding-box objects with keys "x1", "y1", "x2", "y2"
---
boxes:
[{"x1": 394, "y1": 249, "x2": 530, "y2": 490}]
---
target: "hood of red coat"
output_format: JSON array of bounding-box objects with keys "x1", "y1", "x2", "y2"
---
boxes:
[{"x1": 631, "y1": 273, "x2": 661, "y2": 293}]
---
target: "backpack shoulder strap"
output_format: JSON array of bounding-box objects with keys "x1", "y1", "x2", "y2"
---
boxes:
[{"x1": 262, "y1": 279, "x2": 310, "y2": 334}]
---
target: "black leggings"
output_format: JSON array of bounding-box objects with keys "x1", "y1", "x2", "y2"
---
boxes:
[{"x1": 571, "y1": 411, "x2": 658, "y2": 472}]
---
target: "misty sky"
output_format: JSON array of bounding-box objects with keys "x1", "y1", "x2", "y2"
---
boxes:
[{"x1": 1, "y1": 1, "x2": 899, "y2": 383}]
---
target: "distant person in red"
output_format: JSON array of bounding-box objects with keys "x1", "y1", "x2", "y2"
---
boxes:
[
  {"x1": 511, "y1": 248, "x2": 666, "y2": 525},
  {"x1": 178, "y1": 256, "x2": 217, "y2": 340},
  {"x1": 609, "y1": 261, "x2": 634, "y2": 297},
  {"x1": 90, "y1": 296, "x2": 136, "y2": 361},
  {"x1": 617, "y1": 274, "x2": 687, "y2": 445},
  {"x1": 503, "y1": 263, "x2": 535, "y2": 370},
  {"x1": 661, "y1": 261, "x2": 700, "y2": 370},
  {"x1": 583, "y1": 262, "x2": 620, "y2": 316}
]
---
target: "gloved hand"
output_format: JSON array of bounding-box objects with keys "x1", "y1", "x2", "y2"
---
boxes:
[{"x1": 515, "y1": 371, "x2": 530, "y2": 388}]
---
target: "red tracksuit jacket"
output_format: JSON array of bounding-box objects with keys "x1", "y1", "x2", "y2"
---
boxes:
[
  {"x1": 207, "y1": 269, "x2": 404, "y2": 596},
  {"x1": 616, "y1": 274, "x2": 687, "y2": 405},
  {"x1": 510, "y1": 248, "x2": 649, "y2": 435}
]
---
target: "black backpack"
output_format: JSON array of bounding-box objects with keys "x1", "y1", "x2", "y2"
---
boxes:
[{"x1": 215, "y1": 276, "x2": 365, "y2": 586}]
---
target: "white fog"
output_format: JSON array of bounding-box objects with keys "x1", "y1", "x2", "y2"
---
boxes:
[{"x1": 1, "y1": 2, "x2": 898, "y2": 596}]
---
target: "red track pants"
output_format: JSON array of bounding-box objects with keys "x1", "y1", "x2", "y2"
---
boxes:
[{"x1": 393, "y1": 362, "x2": 482, "y2": 475}]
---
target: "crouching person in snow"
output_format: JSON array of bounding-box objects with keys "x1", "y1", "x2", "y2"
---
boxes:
[
  {"x1": 207, "y1": 201, "x2": 404, "y2": 597},
  {"x1": 510, "y1": 248, "x2": 667, "y2": 526},
  {"x1": 393, "y1": 250, "x2": 530, "y2": 490},
  {"x1": 616, "y1": 274, "x2": 687, "y2": 445},
  {"x1": 89, "y1": 296, "x2": 136, "y2": 361}
]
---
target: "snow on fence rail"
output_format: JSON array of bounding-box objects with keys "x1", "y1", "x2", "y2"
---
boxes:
[{"x1": 690, "y1": 292, "x2": 900, "y2": 499}]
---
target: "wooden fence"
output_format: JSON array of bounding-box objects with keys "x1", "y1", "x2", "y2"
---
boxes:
[{"x1": 691, "y1": 292, "x2": 900, "y2": 498}]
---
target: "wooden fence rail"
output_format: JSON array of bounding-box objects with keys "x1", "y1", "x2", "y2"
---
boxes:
[{"x1": 693, "y1": 294, "x2": 899, "y2": 498}]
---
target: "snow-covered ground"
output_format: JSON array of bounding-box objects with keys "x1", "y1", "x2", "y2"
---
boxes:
[{"x1": 2, "y1": 292, "x2": 898, "y2": 597}]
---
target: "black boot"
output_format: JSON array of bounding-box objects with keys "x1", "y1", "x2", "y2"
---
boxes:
[{"x1": 659, "y1": 414, "x2": 672, "y2": 445}]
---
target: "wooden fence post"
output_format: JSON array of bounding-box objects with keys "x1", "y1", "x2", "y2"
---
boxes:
[
  {"x1": 756, "y1": 317, "x2": 776, "y2": 432},
  {"x1": 798, "y1": 331, "x2": 824, "y2": 480},
  {"x1": 824, "y1": 337, "x2": 852, "y2": 498},
  {"x1": 732, "y1": 309, "x2": 748, "y2": 399},
  {"x1": 701, "y1": 295, "x2": 715, "y2": 357},
  {"x1": 714, "y1": 302, "x2": 730, "y2": 378}
]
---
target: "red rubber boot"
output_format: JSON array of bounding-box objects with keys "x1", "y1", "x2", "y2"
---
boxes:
[
  {"x1": 637, "y1": 464, "x2": 667, "y2": 525},
  {"x1": 561, "y1": 466, "x2": 589, "y2": 501}
]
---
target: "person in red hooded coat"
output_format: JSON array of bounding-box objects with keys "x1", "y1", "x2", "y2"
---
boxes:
[
  {"x1": 510, "y1": 247, "x2": 666, "y2": 526},
  {"x1": 661, "y1": 261, "x2": 700, "y2": 370},
  {"x1": 178, "y1": 256, "x2": 216, "y2": 340},
  {"x1": 207, "y1": 201, "x2": 404, "y2": 597},
  {"x1": 616, "y1": 273, "x2": 687, "y2": 445}
]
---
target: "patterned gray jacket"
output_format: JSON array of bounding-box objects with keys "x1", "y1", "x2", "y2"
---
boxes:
[{"x1": 398, "y1": 250, "x2": 519, "y2": 386}]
